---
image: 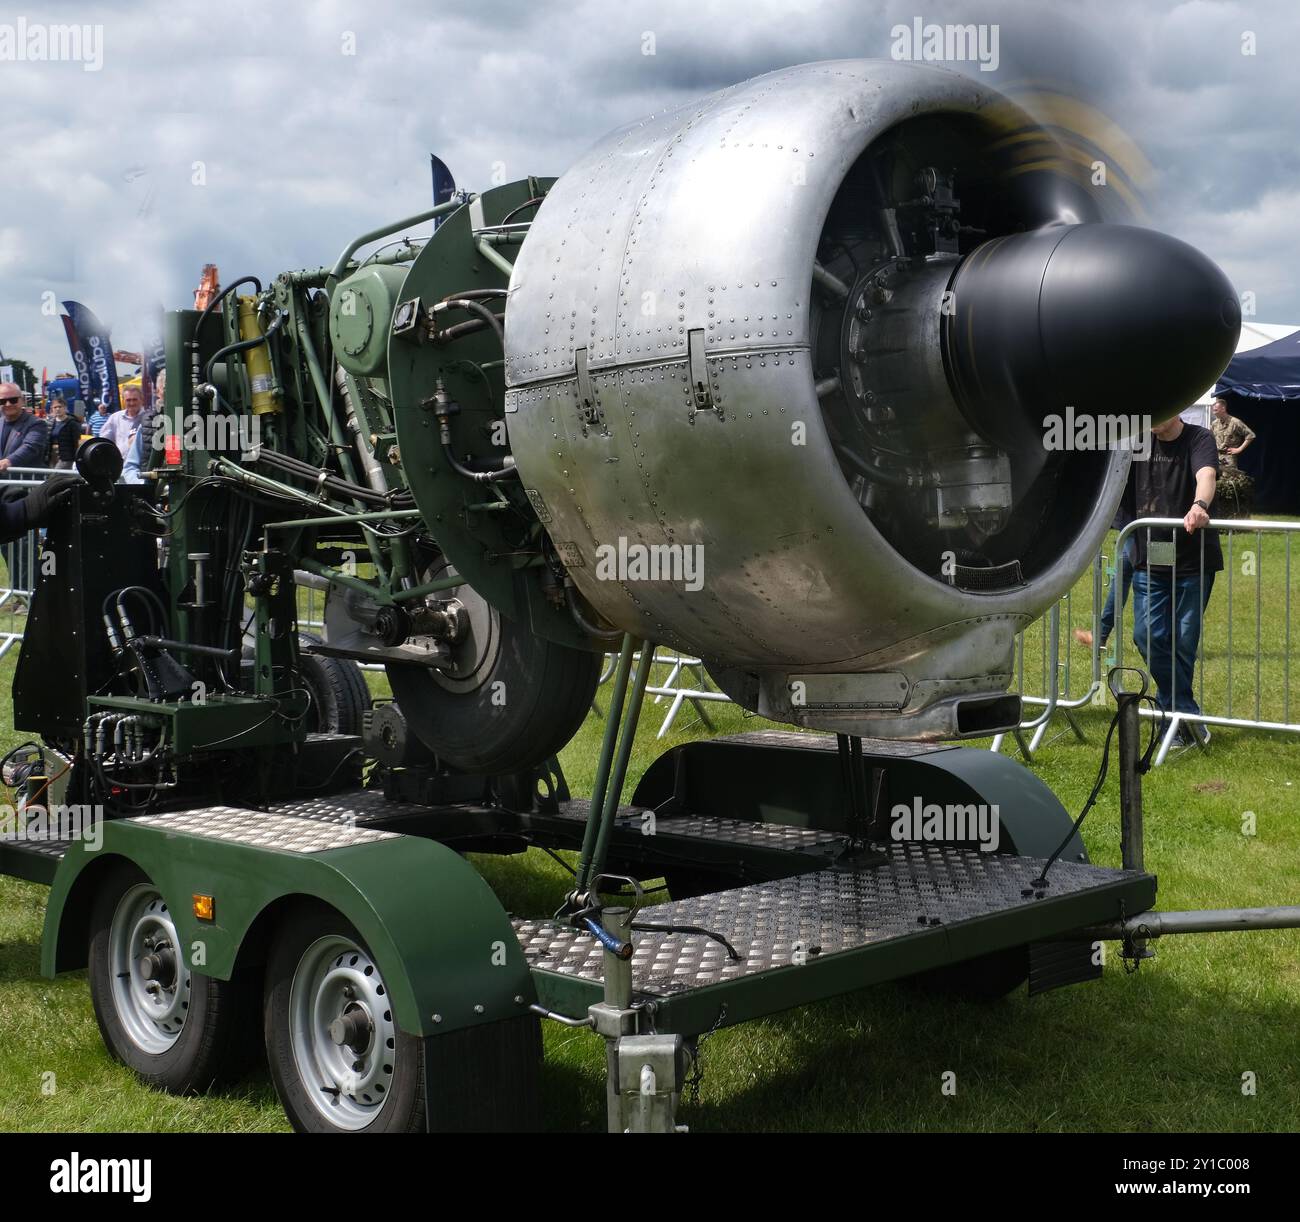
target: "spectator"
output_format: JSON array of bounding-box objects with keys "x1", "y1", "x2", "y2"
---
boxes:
[
  {"x1": 86, "y1": 399, "x2": 109, "y2": 438},
  {"x1": 98, "y1": 386, "x2": 146, "y2": 459},
  {"x1": 0, "y1": 381, "x2": 51, "y2": 606},
  {"x1": 1210, "y1": 395, "x2": 1257, "y2": 519},
  {"x1": 0, "y1": 382, "x2": 49, "y2": 472},
  {"x1": 1074, "y1": 505, "x2": 1134, "y2": 655},
  {"x1": 123, "y1": 371, "x2": 165, "y2": 484},
  {"x1": 1122, "y1": 414, "x2": 1220, "y2": 746},
  {"x1": 1210, "y1": 396, "x2": 1256, "y2": 469},
  {"x1": 47, "y1": 398, "x2": 84, "y2": 469},
  {"x1": 0, "y1": 473, "x2": 79, "y2": 544}
]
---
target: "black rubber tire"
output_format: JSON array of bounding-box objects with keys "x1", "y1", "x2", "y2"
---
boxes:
[
  {"x1": 387, "y1": 624, "x2": 600, "y2": 775},
  {"x1": 264, "y1": 903, "x2": 426, "y2": 1134},
  {"x1": 297, "y1": 632, "x2": 371, "y2": 735},
  {"x1": 88, "y1": 862, "x2": 262, "y2": 1094}
]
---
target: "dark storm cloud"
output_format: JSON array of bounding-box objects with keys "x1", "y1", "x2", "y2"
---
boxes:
[{"x1": 1, "y1": 0, "x2": 1296, "y2": 374}]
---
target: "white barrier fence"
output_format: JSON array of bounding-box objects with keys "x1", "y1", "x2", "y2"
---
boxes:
[{"x1": 1113, "y1": 516, "x2": 1299, "y2": 765}]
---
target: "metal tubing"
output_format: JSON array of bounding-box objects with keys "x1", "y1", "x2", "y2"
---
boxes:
[
  {"x1": 1117, "y1": 688, "x2": 1144, "y2": 873},
  {"x1": 476, "y1": 238, "x2": 516, "y2": 278},
  {"x1": 214, "y1": 455, "x2": 332, "y2": 510},
  {"x1": 295, "y1": 555, "x2": 395, "y2": 605},
  {"x1": 601, "y1": 908, "x2": 634, "y2": 1010},
  {"x1": 264, "y1": 509, "x2": 421, "y2": 532},
  {"x1": 589, "y1": 644, "x2": 656, "y2": 884},
  {"x1": 574, "y1": 635, "x2": 639, "y2": 891},
  {"x1": 601, "y1": 905, "x2": 635, "y2": 1135},
  {"x1": 392, "y1": 574, "x2": 466, "y2": 602},
  {"x1": 527, "y1": 1004, "x2": 595, "y2": 1029},
  {"x1": 326, "y1": 202, "x2": 460, "y2": 292},
  {"x1": 1085, "y1": 906, "x2": 1300, "y2": 940}
]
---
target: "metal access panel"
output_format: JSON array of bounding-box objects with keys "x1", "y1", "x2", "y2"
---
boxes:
[{"x1": 518, "y1": 844, "x2": 1155, "y2": 1033}]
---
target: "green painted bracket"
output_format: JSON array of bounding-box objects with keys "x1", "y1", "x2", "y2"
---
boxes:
[{"x1": 41, "y1": 818, "x2": 535, "y2": 1037}]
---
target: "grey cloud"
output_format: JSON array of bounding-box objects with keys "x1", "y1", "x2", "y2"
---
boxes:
[{"x1": 2, "y1": 0, "x2": 1297, "y2": 376}]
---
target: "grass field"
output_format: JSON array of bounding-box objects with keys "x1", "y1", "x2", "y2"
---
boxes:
[{"x1": 1, "y1": 526, "x2": 1297, "y2": 1133}]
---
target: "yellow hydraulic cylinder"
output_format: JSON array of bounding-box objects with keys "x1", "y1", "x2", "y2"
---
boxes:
[{"x1": 238, "y1": 296, "x2": 280, "y2": 414}]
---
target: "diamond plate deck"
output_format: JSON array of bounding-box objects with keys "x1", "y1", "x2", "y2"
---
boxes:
[
  {"x1": 267, "y1": 790, "x2": 407, "y2": 826},
  {"x1": 515, "y1": 843, "x2": 1142, "y2": 997},
  {"x1": 0, "y1": 835, "x2": 74, "y2": 861},
  {"x1": 130, "y1": 807, "x2": 398, "y2": 853},
  {"x1": 552, "y1": 799, "x2": 844, "y2": 851}
]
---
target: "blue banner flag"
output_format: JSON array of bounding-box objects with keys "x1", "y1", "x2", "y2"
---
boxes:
[
  {"x1": 60, "y1": 313, "x2": 94, "y2": 411},
  {"x1": 63, "y1": 300, "x2": 119, "y2": 414}
]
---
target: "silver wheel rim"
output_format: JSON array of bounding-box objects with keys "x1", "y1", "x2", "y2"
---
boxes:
[
  {"x1": 108, "y1": 883, "x2": 190, "y2": 1055},
  {"x1": 289, "y1": 934, "x2": 398, "y2": 1130}
]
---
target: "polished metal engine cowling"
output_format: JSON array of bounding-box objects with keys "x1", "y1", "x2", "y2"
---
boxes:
[{"x1": 502, "y1": 59, "x2": 1239, "y2": 738}]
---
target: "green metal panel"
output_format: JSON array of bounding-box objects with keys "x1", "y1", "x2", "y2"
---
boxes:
[
  {"x1": 41, "y1": 819, "x2": 534, "y2": 1037},
  {"x1": 330, "y1": 264, "x2": 407, "y2": 377},
  {"x1": 86, "y1": 694, "x2": 296, "y2": 754},
  {"x1": 632, "y1": 734, "x2": 1090, "y2": 861},
  {"x1": 386, "y1": 180, "x2": 586, "y2": 649}
]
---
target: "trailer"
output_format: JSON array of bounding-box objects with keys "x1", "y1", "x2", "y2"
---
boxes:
[
  {"x1": 5, "y1": 715, "x2": 1163, "y2": 1132},
  {"x1": 2, "y1": 59, "x2": 1294, "y2": 1134}
]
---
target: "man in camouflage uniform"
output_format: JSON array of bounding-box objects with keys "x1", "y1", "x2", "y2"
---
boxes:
[{"x1": 1210, "y1": 396, "x2": 1256, "y2": 517}]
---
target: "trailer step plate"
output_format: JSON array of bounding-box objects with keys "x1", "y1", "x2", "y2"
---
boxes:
[{"x1": 516, "y1": 843, "x2": 1155, "y2": 1020}]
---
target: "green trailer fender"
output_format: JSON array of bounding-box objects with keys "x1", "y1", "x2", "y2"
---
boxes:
[
  {"x1": 631, "y1": 732, "x2": 1089, "y2": 862},
  {"x1": 41, "y1": 815, "x2": 535, "y2": 1037}
]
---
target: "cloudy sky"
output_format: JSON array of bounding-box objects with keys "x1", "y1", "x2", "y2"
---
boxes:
[{"x1": 1, "y1": 0, "x2": 1296, "y2": 376}]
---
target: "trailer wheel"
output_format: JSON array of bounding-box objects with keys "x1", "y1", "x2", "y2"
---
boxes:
[
  {"x1": 264, "y1": 903, "x2": 425, "y2": 1133},
  {"x1": 88, "y1": 863, "x2": 260, "y2": 1093}
]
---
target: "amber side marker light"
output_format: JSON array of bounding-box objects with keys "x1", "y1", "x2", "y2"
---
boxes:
[{"x1": 193, "y1": 894, "x2": 215, "y2": 922}]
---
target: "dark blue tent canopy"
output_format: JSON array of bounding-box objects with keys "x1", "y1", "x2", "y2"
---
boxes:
[{"x1": 1214, "y1": 331, "x2": 1300, "y2": 514}]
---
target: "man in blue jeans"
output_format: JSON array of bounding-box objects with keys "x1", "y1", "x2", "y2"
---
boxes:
[
  {"x1": 1075, "y1": 509, "x2": 1134, "y2": 654},
  {"x1": 1122, "y1": 414, "x2": 1221, "y2": 746}
]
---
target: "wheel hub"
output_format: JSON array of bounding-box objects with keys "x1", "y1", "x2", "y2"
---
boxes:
[{"x1": 327, "y1": 1003, "x2": 374, "y2": 1055}]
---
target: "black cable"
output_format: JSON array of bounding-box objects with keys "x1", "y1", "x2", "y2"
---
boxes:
[
  {"x1": 439, "y1": 288, "x2": 509, "y2": 304},
  {"x1": 500, "y1": 197, "x2": 544, "y2": 225},
  {"x1": 564, "y1": 579, "x2": 623, "y2": 642},
  {"x1": 295, "y1": 748, "x2": 365, "y2": 793},
  {"x1": 195, "y1": 276, "x2": 262, "y2": 333},
  {"x1": 1033, "y1": 709, "x2": 1122, "y2": 887},
  {"x1": 438, "y1": 298, "x2": 504, "y2": 350},
  {"x1": 534, "y1": 844, "x2": 577, "y2": 877},
  {"x1": 204, "y1": 308, "x2": 286, "y2": 385},
  {"x1": 631, "y1": 921, "x2": 742, "y2": 962},
  {"x1": 439, "y1": 435, "x2": 518, "y2": 484}
]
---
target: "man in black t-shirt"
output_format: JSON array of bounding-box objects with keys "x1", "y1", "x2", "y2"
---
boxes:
[{"x1": 1121, "y1": 415, "x2": 1221, "y2": 742}]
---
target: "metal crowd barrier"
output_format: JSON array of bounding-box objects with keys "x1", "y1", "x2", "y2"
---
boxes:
[
  {"x1": 595, "y1": 646, "x2": 730, "y2": 738},
  {"x1": 991, "y1": 552, "x2": 1108, "y2": 760},
  {"x1": 0, "y1": 468, "x2": 53, "y2": 659},
  {"x1": 1114, "y1": 516, "x2": 1300, "y2": 765}
]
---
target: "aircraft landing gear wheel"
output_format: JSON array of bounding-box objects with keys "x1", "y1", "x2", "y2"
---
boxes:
[
  {"x1": 385, "y1": 561, "x2": 600, "y2": 775},
  {"x1": 264, "y1": 904, "x2": 425, "y2": 1133},
  {"x1": 88, "y1": 863, "x2": 259, "y2": 1093}
]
